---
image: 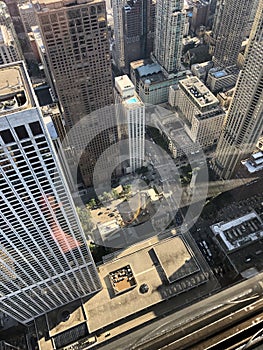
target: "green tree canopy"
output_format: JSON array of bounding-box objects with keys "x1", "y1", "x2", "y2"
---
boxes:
[{"x1": 76, "y1": 206, "x2": 94, "y2": 238}]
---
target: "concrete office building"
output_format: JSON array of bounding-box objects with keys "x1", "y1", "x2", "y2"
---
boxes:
[
  {"x1": 0, "y1": 2, "x2": 23, "y2": 65},
  {"x1": 115, "y1": 75, "x2": 145, "y2": 172},
  {"x1": 112, "y1": 0, "x2": 155, "y2": 73},
  {"x1": 213, "y1": 1, "x2": 263, "y2": 179},
  {"x1": 153, "y1": 0, "x2": 186, "y2": 75},
  {"x1": 130, "y1": 59, "x2": 191, "y2": 105},
  {"x1": 206, "y1": 66, "x2": 239, "y2": 93},
  {"x1": 35, "y1": 0, "x2": 116, "y2": 187},
  {"x1": 112, "y1": 0, "x2": 125, "y2": 70},
  {"x1": 3, "y1": 0, "x2": 36, "y2": 63},
  {"x1": 209, "y1": 0, "x2": 253, "y2": 68},
  {"x1": 0, "y1": 24, "x2": 22, "y2": 64},
  {"x1": 189, "y1": 0, "x2": 210, "y2": 34},
  {"x1": 0, "y1": 62, "x2": 100, "y2": 324},
  {"x1": 191, "y1": 61, "x2": 213, "y2": 81},
  {"x1": 35, "y1": 0, "x2": 113, "y2": 128},
  {"x1": 244, "y1": 0, "x2": 260, "y2": 38},
  {"x1": 177, "y1": 76, "x2": 225, "y2": 148},
  {"x1": 18, "y1": 1, "x2": 38, "y2": 33}
]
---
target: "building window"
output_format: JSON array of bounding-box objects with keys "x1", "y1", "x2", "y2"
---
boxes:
[
  {"x1": 0, "y1": 129, "x2": 14, "y2": 144},
  {"x1": 14, "y1": 126, "x2": 29, "y2": 140},
  {"x1": 29, "y1": 122, "x2": 43, "y2": 136}
]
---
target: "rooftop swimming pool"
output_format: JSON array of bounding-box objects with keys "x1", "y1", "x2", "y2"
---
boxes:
[{"x1": 126, "y1": 97, "x2": 138, "y2": 104}]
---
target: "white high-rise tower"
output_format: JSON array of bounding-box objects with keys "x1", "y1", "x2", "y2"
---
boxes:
[
  {"x1": 115, "y1": 75, "x2": 145, "y2": 172},
  {"x1": 0, "y1": 62, "x2": 101, "y2": 324}
]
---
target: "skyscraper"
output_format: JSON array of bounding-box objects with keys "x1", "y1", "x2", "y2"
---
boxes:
[
  {"x1": 3, "y1": 0, "x2": 36, "y2": 64},
  {"x1": 0, "y1": 62, "x2": 100, "y2": 324},
  {"x1": 0, "y1": 2, "x2": 23, "y2": 65},
  {"x1": 112, "y1": 0, "x2": 155, "y2": 73},
  {"x1": 35, "y1": 0, "x2": 116, "y2": 187},
  {"x1": 0, "y1": 24, "x2": 22, "y2": 65},
  {"x1": 35, "y1": 0, "x2": 113, "y2": 129},
  {"x1": 115, "y1": 75, "x2": 145, "y2": 172},
  {"x1": 209, "y1": 0, "x2": 253, "y2": 68},
  {"x1": 213, "y1": 1, "x2": 263, "y2": 179},
  {"x1": 153, "y1": 0, "x2": 185, "y2": 75}
]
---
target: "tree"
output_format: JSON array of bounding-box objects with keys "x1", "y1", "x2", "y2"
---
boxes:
[
  {"x1": 123, "y1": 184, "x2": 131, "y2": 194},
  {"x1": 87, "y1": 198, "x2": 96, "y2": 209},
  {"x1": 112, "y1": 189, "x2": 119, "y2": 200},
  {"x1": 98, "y1": 194, "x2": 104, "y2": 203},
  {"x1": 103, "y1": 191, "x2": 112, "y2": 201},
  {"x1": 76, "y1": 206, "x2": 94, "y2": 238}
]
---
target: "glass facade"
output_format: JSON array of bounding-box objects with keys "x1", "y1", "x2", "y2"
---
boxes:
[{"x1": 0, "y1": 64, "x2": 101, "y2": 324}]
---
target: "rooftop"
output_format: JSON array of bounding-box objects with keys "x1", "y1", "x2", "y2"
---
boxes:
[
  {"x1": 31, "y1": 26, "x2": 45, "y2": 53},
  {"x1": 19, "y1": 2, "x2": 34, "y2": 10},
  {"x1": 0, "y1": 25, "x2": 9, "y2": 45},
  {"x1": 208, "y1": 66, "x2": 240, "y2": 79},
  {"x1": 38, "y1": 233, "x2": 219, "y2": 349},
  {"x1": 242, "y1": 151, "x2": 263, "y2": 174},
  {"x1": 115, "y1": 75, "x2": 133, "y2": 92},
  {"x1": 0, "y1": 62, "x2": 36, "y2": 115},
  {"x1": 137, "y1": 62, "x2": 162, "y2": 78},
  {"x1": 131, "y1": 59, "x2": 171, "y2": 85},
  {"x1": 211, "y1": 212, "x2": 263, "y2": 252},
  {"x1": 35, "y1": 0, "x2": 103, "y2": 11},
  {"x1": 179, "y1": 76, "x2": 218, "y2": 108},
  {"x1": 153, "y1": 236, "x2": 200, "y2": 283},
  {"x1": 212, "y1": 70, "x2": 227, "y2": 78},
  {"x1": 84, "y1": 234, "x2": 215, "y2": 333},
  {"x1": 115, "y1": 75, "x2": 137, "y2": 100}
]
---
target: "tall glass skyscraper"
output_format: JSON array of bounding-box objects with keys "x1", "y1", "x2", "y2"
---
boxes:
[
  {"x1": 213, "y1": 0, "x2": 263, "y2": 179},
  {"x1": 0, "y1": 62, "x2": 101, "y2": 324}
]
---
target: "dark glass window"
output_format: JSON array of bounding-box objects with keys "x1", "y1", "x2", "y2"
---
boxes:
[
  {"x1": 14, "y1": 126, "x2": 29, "y2": 140},
  {"x1": 29, "y1": 122, "x2": 43, "y2": 136},
  {"x1": 0, "y1": 130, "x2": 14, "y2": 144}
]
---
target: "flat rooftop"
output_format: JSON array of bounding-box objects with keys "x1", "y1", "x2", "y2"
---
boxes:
[
  {"x1": 179, "y1": 76, "x2": 218, "y2": 108},
  {"x1": 115, "y1": 75, "x2": 143, "y2": 106},
  {"x1": 0, "y1": 62, "x2": 35, "y2": 115},
  {"x1": 137, "y1": 62, "x2": 162, "y2": 78},
  {"x1": 161, "y1": 118, "x2": 198, "y2": 154},
  {"x1": 211, "y1": 212, "x2": 263, "y2": 252},
  {"x1": 242, "y1": 159, "x2": 263, "y2": 174},
  {"x1": 242, "y1": 151, "x2": 263, "y2": 174},
  {"x1": 211, "y1": 70, "x2": 227, "y2": 78},
  {"x1": 115, "y1": 75, "x2": 133, "y2": 91},
  {"x1": 131, "y1": 59, "x2": 173, "y2": 86},
  {"x1": 153, "y1": 236, "x2": 200, "y2": 283},
  {"x1": 38, "y1": 234, "x2": 219, "y2": 349},
  {"x1": 84, "y1": 234, "x2": 214, "y2": 333},
  {"x1": 35, "y1": 0, "x2": 104, "y2": 11}
]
